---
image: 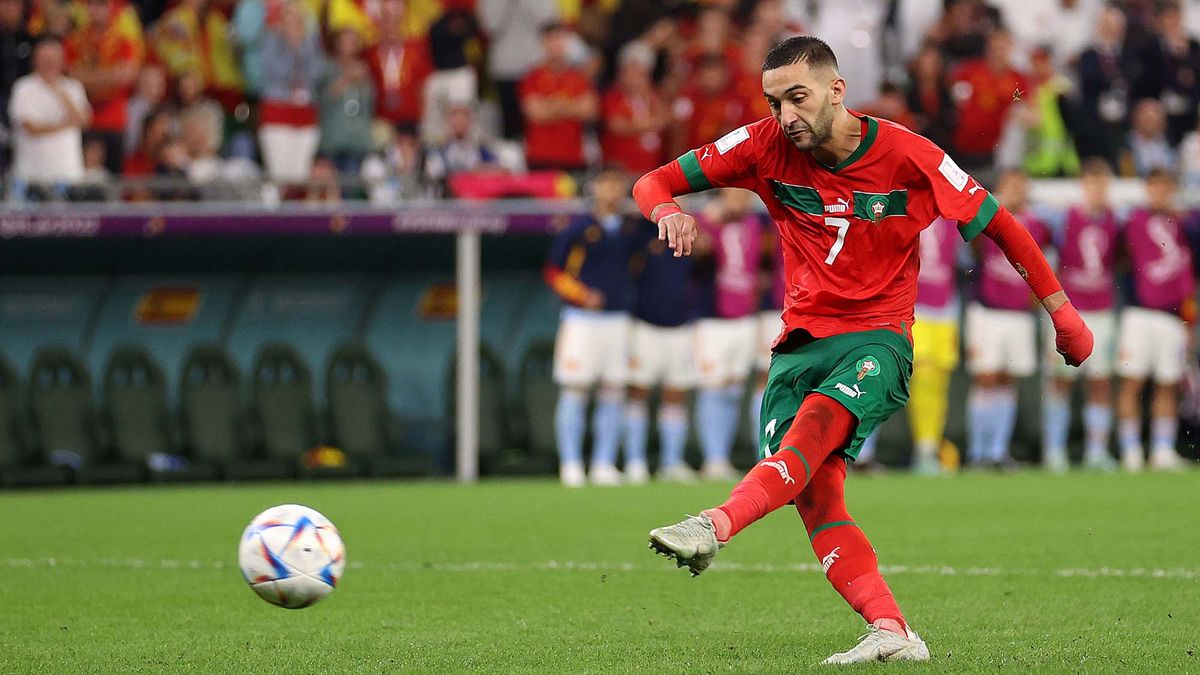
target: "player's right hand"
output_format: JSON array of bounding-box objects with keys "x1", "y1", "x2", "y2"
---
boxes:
[
  {"x1": 657, "y1": 212, "x2": 698, "y2": 257},
  {"x1": 1050, "y1": 301, "x2": 1094, "y2": 367}
]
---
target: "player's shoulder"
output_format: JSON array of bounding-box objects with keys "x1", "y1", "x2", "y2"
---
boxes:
[{"x1": 871, "y1": 116, "x2": 941, "y2": 157}]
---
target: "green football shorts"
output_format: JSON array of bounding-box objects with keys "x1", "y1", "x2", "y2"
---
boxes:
[{"x1": 758, "y1": 328, "x2": 913, "y2": 462}]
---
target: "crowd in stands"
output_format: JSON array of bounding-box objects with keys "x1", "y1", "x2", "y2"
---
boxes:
[{"x1": 2, "y1": 0, "x2": 1200, "y2": 203}]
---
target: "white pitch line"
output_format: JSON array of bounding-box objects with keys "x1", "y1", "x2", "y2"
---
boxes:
[{"x1": 2, "y1": 557, "x2": 1197, "y2": 580}]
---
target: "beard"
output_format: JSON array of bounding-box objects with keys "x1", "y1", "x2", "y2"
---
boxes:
[{"x1": 784, "y1": 103, "x2": 835, "y2": 151}]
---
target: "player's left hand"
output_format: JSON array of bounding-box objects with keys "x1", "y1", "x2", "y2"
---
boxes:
[
  {"x1": 1050, "y1": 301, "x2": 1094, "y2": 367},
  {"x1": 657, "y1": 211, "x2": 698, "y2": 257}
]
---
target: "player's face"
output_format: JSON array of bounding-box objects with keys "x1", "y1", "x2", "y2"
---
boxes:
[
  {"x1": 593, "y1": 173, "x2": 629, "y2": 212},
  {"x1": 1080, "y1": 173, "x2": 1109, "y2": 210},
  {"x1": 762, "y1": 61, "x2": 843, "y2": 152},
  {"x1": 1146, "y1": 178, "x2": 1176, "y2": 211}
]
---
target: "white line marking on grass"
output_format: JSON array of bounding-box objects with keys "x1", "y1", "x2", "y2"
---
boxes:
[{"x1": 3, "y1": 557, "x2": 1198, "y2": 580}]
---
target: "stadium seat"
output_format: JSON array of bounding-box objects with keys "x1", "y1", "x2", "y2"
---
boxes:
[
  {"x1": 249, "y1": 343, "x2": 358, "y2": 479},
  {"x1": 0, "y1": 277, "x2": 107, "y2": 376},
  {"x1": 28, "y1": 347, "x2": 144, "y2": 485},
  {"x1": 0, "y1": 353, "x2": 69, "y2": 487},
  {"x1": 514, "y1": 339, "x2": 560, "y2": 475},
  {"x1": 179, "y1": 344, "x2": 248, "y2": 477},
  {"x1": 447, "y1": 344, "x2": 513, "y2": 474},
  {"x1": 102, "y1": 345, "x2": 217, "y2": 482},
  {"x1": 326, "y1": 343, "x2": 428, "y2": 477}
]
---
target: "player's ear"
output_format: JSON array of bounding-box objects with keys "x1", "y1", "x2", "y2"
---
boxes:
[{"x1": 829, "y1": 76, "x2": 846, "y2": 106}]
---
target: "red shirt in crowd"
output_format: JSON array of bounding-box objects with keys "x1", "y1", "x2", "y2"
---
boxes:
[
  {"x1": 600, "y1": 86, "x2": 666, "y2": 175},
  {"x1": 64, "y1": 16, "x2": 143, "y2": 132},
  {"x1": 949, "y1": 59, "x2": 1026, "y2": 155},
  {"x1": 367, "y1": 37, "x2": 433, "y2": 128},
  {"x1": 520, "y1": 64, "x2": 595, "y2": 169},
  {"x1": 672, "y1": 86, "x2": 750, "y2": 156}
]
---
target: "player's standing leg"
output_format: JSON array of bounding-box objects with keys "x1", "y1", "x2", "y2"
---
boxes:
[
  {"x1": 965, "y1": 304, "x2": 1031, "y2": 469},
  {"x1": 589, "y1": 318, "x2": 631, "y2": 485},
  {"x1": 1041, "y1": 375, "x2": 1074, "y2": 473},
  {"x1": 907, "y1": 317, "x2": 959, "y2": 474}
]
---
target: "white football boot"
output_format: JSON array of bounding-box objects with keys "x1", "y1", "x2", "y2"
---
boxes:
[
  {"x1": 657, "y1": 463, "x2": 698, "y2": 483},
  {"x1": 648, "y1": 513, "x2": 722, "y2": 577},
  {"x1": 823, "y1": 624, "x2": 930, "y2": 665},
  {"x1": 589, "y1": 463, "x2": 624, "y2": 486},
  {"x1": 1149, "y1": 447, "x2": 1189, "y2": 471},
  {"x1": 559, "y1": 461, "x2": 586, "y2": 488},
  {"x1": 700, "y1": 459, "x2": 740, "y2": 481},
  {"x1": 1082, "y1": 451, "x2": 1117, "y2": 472},
  {"x1": 1121, "y1": 447, "x2": 1146, "y2": 473},
  {"x1": 624, "y1": 461, "x2": 651, "y2": 485}
]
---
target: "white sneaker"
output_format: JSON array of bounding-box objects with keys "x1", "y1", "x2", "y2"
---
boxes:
[
  {"x1": 822, "y1": 625, "x2": 930, "y2": 665},
  {"x1": 1149, "y1": 447, "x2": 1188, "y2": 471},
  {"x1": 1083, "y1": 452, "x2": 1117, "y2": 472},
  {"x1": 559, "y1": 461, "x2": 586, "y2": 488},
  {"x1": 911, "y1": 456, "x2": 941, "y2": 476},
  {"x1": 588, "y1": 463, "x2": 624, "y2": 486},
  {"x1": 648, "y1": 513, "x2": 722, "y2": 577},
  {"x1": 657, "y1": 463, "x2": 698, "y2": 483},
  {"x1": 1122, "y1": 448, "x2": 1146, "y2": 473},
  {"x1": 624, "y1": 461, "x2": 650, "y2": 485},
  {"x1": 701, "y1": 460, "x2": 740, "y2": 481}
]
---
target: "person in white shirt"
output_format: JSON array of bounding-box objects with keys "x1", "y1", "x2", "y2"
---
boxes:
[{"x1": 8, "y1": 37, "x2": 91, "y2": 197}]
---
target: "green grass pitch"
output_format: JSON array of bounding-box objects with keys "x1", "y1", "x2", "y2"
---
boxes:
[{"x1": 2, "y1": 471, "x2": 1198, "y2": 673}]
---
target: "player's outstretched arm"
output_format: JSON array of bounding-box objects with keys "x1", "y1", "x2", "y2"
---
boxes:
[
  {"x1": 632, "y1": 161, "x2": 700, "y2": 257},
  {"x1": 981, "y1": 207, "x2": 1094, "y2": 366}
]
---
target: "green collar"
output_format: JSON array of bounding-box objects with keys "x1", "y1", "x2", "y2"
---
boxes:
[{"x1": 820, "y1": 114, "x2": 878, "y2": 173}]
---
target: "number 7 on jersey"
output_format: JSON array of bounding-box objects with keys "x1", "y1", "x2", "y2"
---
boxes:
[{"x1": 823, "y1": 217, "x2": 850, "y2": 265}]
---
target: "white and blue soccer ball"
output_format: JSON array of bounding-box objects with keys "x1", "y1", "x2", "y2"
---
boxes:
[{"x1": 238, "y1": 504, "x2": 346, "y2": 609}]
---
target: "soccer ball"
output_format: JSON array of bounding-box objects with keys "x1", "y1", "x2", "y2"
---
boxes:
[{"x1": 238, "y1": 504, "x2": 346, "y2": 609}]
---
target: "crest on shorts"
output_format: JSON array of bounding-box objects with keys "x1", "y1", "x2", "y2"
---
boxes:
[{"x1": 855, "y1": 356, "x2": 881, "y2": 380}]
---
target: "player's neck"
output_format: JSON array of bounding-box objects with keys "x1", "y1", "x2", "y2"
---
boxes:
[{"x1": 809, "y1": 108, "x2": 863, "y2": 169}]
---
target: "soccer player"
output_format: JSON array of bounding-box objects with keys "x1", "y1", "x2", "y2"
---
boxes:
[
  {"x1": 692, "y1": 188, "x2": 765, "y2": 480},
  {"x1": 1116, "y1": 169, "x2": 1195, "y2": 472},
  {"x1": 544, "y1": 169, "x2": 641, "y2": 487},
  {"x1": 1043, "y1": 158, "x2": 1120, "y2": 472},
  {"x1": 963, "y1": 169, "x2": 1049, "y2": 469},
  {"x1": 625, "y1": 225, "x2": 696, "y2": 484},
  {"x1": 633, "y1": 37, "x2": 1093, "y2": 664}
]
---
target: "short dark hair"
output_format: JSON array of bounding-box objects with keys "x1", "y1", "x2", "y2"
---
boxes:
[
  {"x1": 1146, "y1": 167, "x2": 1178, "y2": 184},
  {"x1": 761, "y1": 36, "x2": 839, "y2": 73}
]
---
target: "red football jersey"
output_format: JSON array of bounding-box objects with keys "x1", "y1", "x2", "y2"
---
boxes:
[{"x1": 676, "y1": 113, "x2": 998, "y2": 343}]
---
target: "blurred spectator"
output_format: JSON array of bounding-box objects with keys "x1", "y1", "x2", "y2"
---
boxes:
[
  {"x1": 424, "y1": 99, "x2": 521, "y2": 190},
  {"x1": 735, "y1": 28, "x2": 773, "y2": 121},
  {"x1": 1001, "y1": 46, "x2": 1078, "y2": 177},
  {"x1": 670, "y1": 54, "x2": 747, "y2": 158},
  {"x1": 807, "y1": 0, "x2": 887, "y2": 108},
  {"x1": 893, "y1": 0, "x2": 947, "y2": 62},
  {"x1": 927, "y1": 0, "x2": 995, "y2": 65},
  {"x1": 1148, "y1": 1, "x2": 1200, "y2": 145},
  {"x1": 477, "y1": 0, "x2": 558, "y2": 139},
  {"x1": 258, "y1": 2, "x2": 323, "y2": 185},
  {"x1": 422, "y1": 5, "x2": 480, "y2": 142},
  {"x1": 362, "y1": 127, "x2": 424, "y2": 203},
  {"x1": 319, "y1": 28, "x2": 375, "y2": 176},
  {"x1": 26, "y1": 0, "x2": 72, "y2": 38},
  {"x1": 860, "y1": 81, "x2": 917, "y2": 131},
  {"x1": 906, "y1": 41, "x2": 955, "y2": 148},
  {"x1": 124, "y1": 63, "x2": 164, "y2": 156},
  {"x1": 321, "y1": 0, "x2": 377, "y2": 46},
  {"x1": 600, "y1": 41, "x2": 667, "y2": 177},
  {"x1": 1125, "y1": 98, "x2": 1177, "y2": 177},
  {"x1": 150, "y1": 0, "x2": 243, "y2": 110},
  {"x1": 305, "y1": 157, "x2": 340, "y2": 202},
  {"x1": 1074, "y1": 5, "x2": 1135, "y2": 168},
  {"x1": 153, "y1": 134, "x2": 196, "y2": 200},
  {"x1": 123, "y1": 105, "x2": 173, "y2": 177},
  {"x1": 948, "y1": 29, "x2": 1026, "y2": 172},
  {"x1": 519, "y1": 22, "x2": 597, "y2": 172},
  {"x1": 231, "y1": 0, "x2": 271, "y2": 98},
  {"x1": 0, "y1": 0, "x2": 33, "y2": 174},
  {"x1": 64, "y1": 0, "x2": 145, "y2": 174},
  {"x1": 8, "y1": 37, "x2": 90, "y2": 196},
  {"x1": 1179, "y1": 117, "x2": 1200, "y2": 191},
  {"x1": 990, "y1": 0, "x2": 1102, "y2": 70},
  {"x1": 747, "y1": 0, "x2": 792, "y2": 44},
  {"x1": 684, "y1": 6, "x2": 741, "y2": 68},
  {"x1": 75, "y1": 134, "x2": 113, "y2": 200},
  {"x1": 175, "y1": 70, "x2": 223, "y2": 156},
  {"x1": 367, "y1": 0, "x2": 432, "y2": 134}
]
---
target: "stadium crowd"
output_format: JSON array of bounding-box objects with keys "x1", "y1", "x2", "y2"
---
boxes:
[{"x1": 2, "y1": 0, "x2": 1200, "y2": 202}]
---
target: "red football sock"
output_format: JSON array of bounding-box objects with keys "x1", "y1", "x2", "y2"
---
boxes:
[
  {"x1": 704, "y1": 394, "x2": 854, "y2": 542},
  {"x1": 796, "y1": 453, "x2": 907, "y2": 631}
]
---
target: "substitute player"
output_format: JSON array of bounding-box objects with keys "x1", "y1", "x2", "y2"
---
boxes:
[
  {"x1": 1043, "y1": 159, "x2": 1120, "y2": 472},
  {"x1": 544, "y1": 170, "x2": 641, "y2": 487},
  {"x1": 625, "y1": 226, "x2": 696, "y2": 483},
  {"x1": 964, "y1": 170, "x2": 1050, "y2": 469},
  {"x1": 633, "y1": 37, "x2": 1092, "y2": 664},
  {"x1": 693, "y1": 189, "x2": 765, "y2": 480},
  {"x1": 1116, "y1": 169, "x2": 1195, "y2": 472}
]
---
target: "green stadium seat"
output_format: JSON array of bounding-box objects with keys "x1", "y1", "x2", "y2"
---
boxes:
[
  {"x1": 179, "y1": 344, "x2": 248, "y2": 476},
  {"x1": 103, "y1": 345, "x2": 217, "y2": 483},
  {"x1": 0, "y1": 353, "x2": 70, "y2": 487},
  {"x1": 28, "y1": 347, "x2": 144, "y2": 485},
  {"x1": 326, "y1": 343, "x2": 429, "y2": 477}
]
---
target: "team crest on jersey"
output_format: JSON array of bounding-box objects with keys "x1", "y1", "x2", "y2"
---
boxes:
[
  {"x1": 867, "y1": 196, "x2": 888, "y2": 222},
  {"x1": 855, "y1": 356, "x2": 881, "y2": 380}
]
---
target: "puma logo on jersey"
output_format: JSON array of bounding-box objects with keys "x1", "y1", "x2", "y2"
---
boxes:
[
  {"x1": 967, "y1": 179, "x2": 983, "y2": 196},
  {"x1": 700, "y1": 147, "x2": 713, "y2": 161},
  {"x1": 835, "y1": 382, "x2": 864, "y2": 399},
  {"x1": 761, "y1": 459, "x2": 796, "y2": 485},
  {"x1": 821, "y1": 546, "x2": 842, "y2": 573},
  {"x1": 824, "y1": 197, "x2": 849, "y2": 214}
]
